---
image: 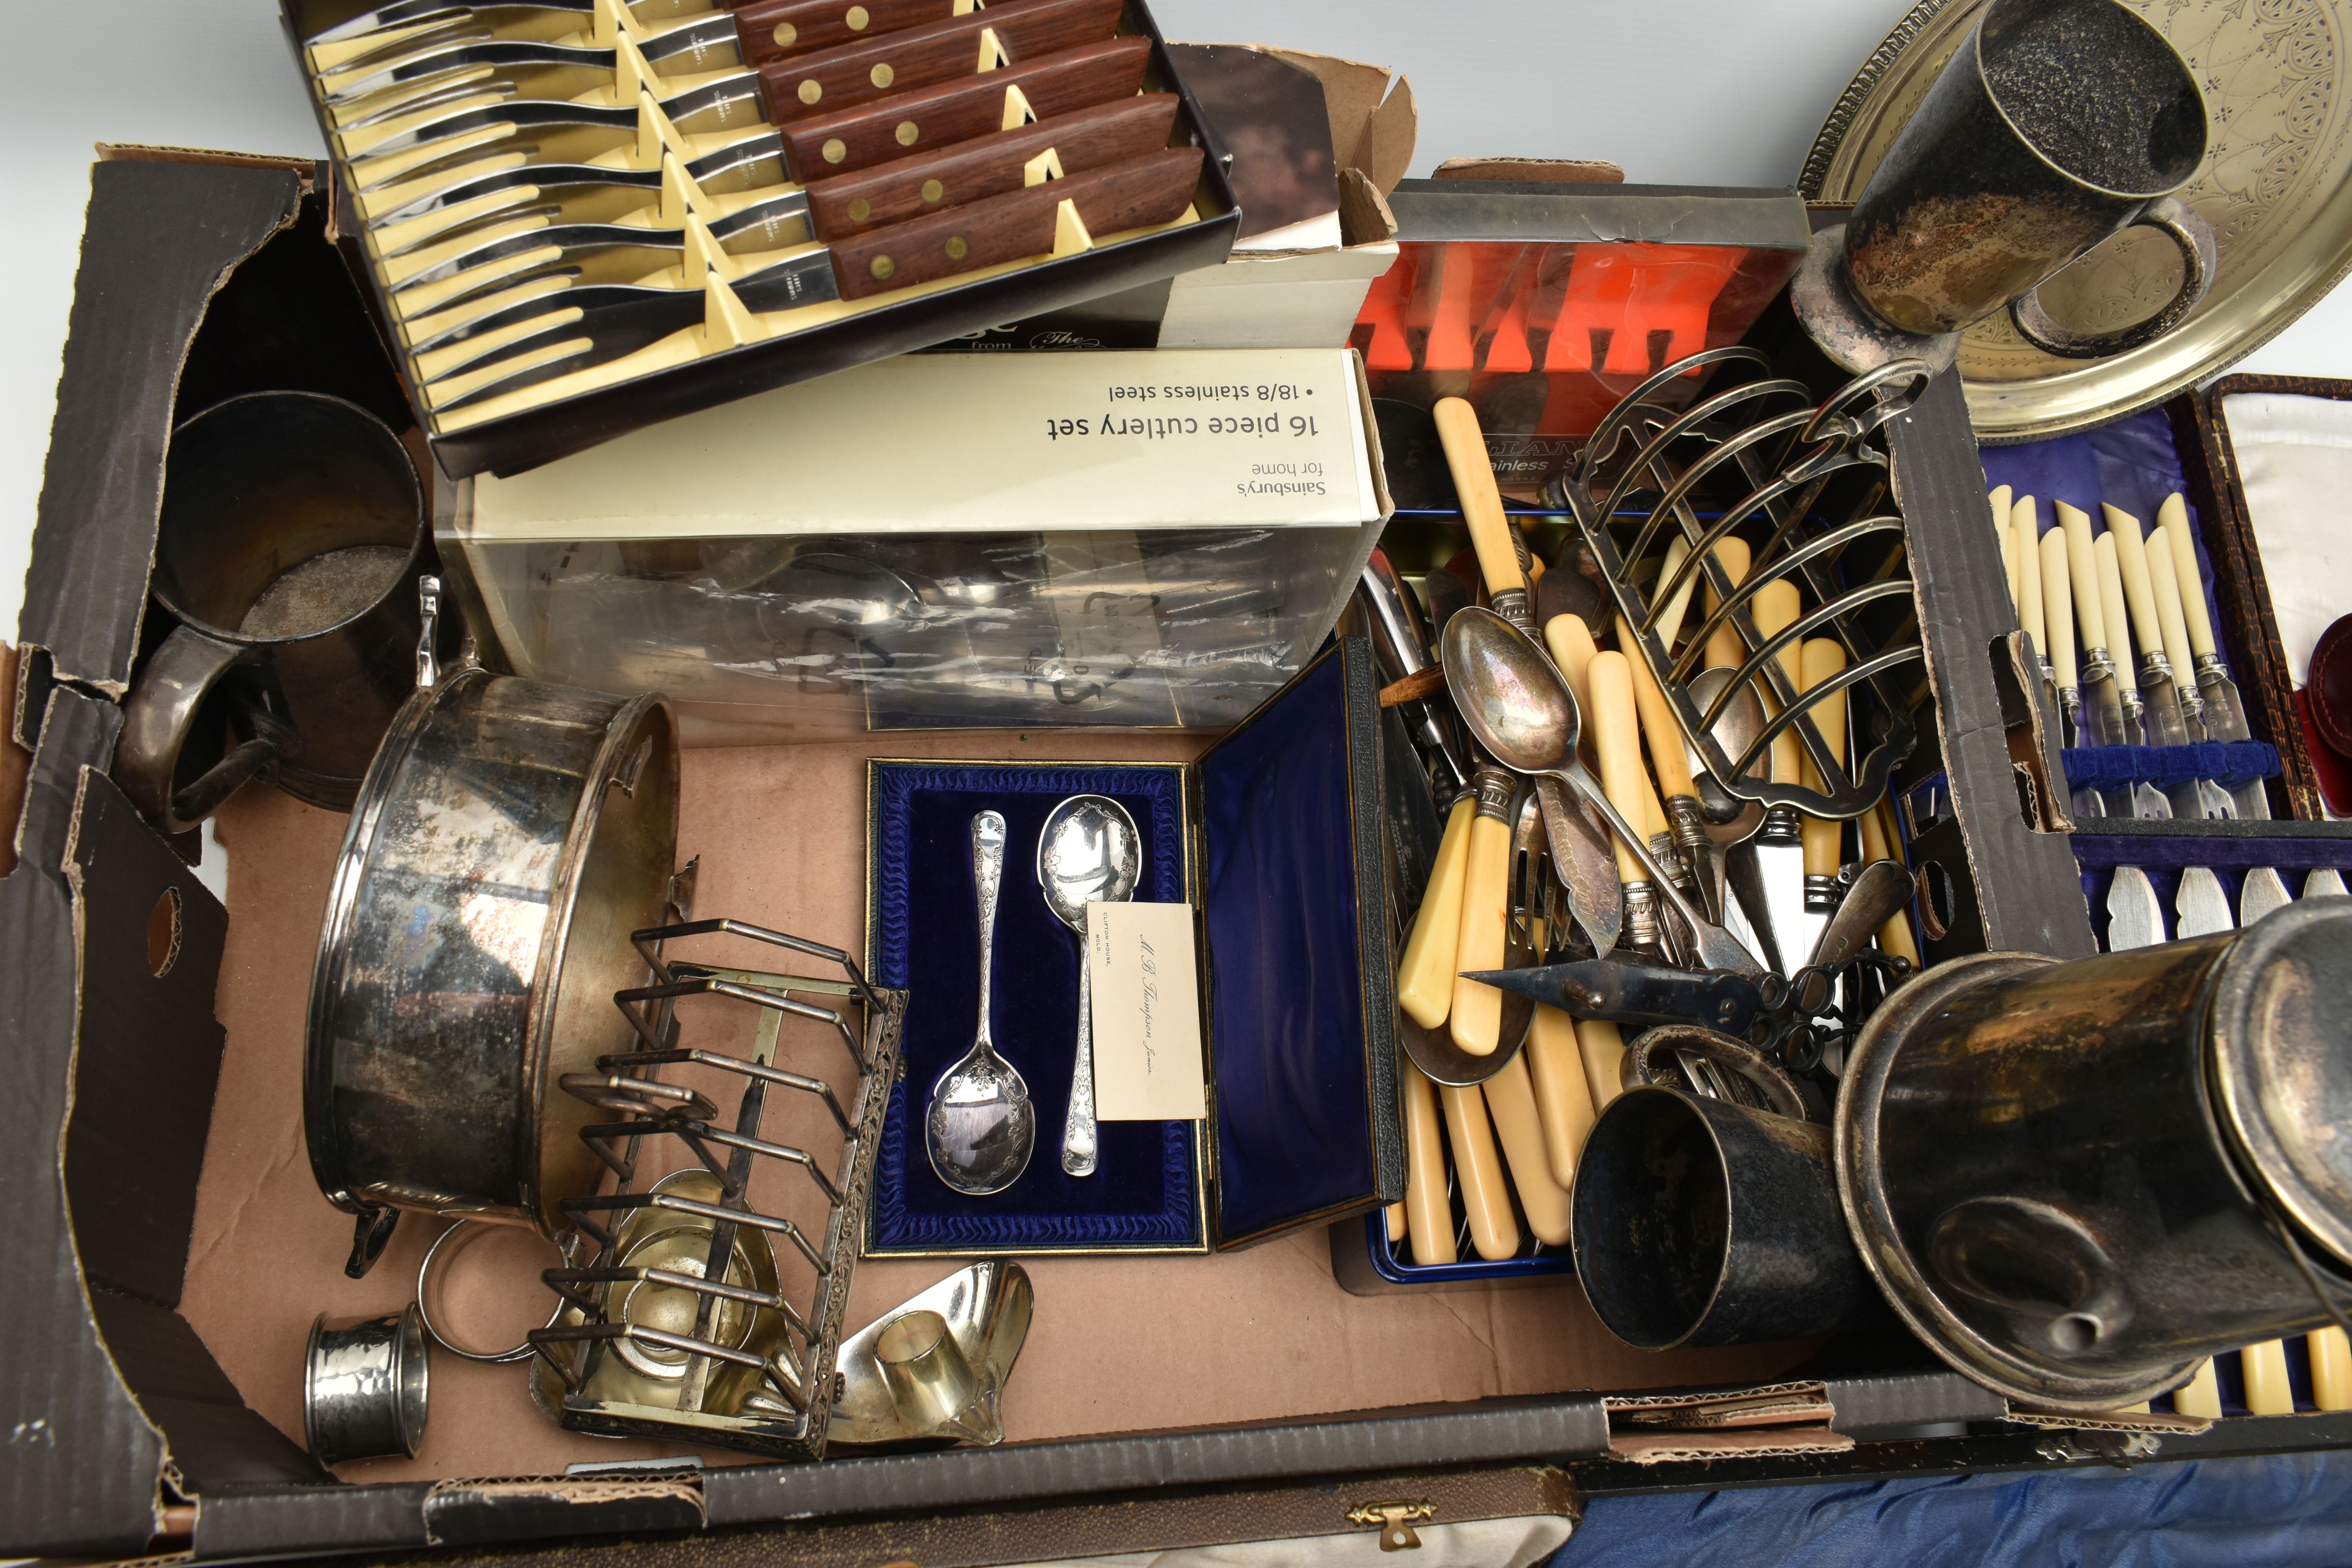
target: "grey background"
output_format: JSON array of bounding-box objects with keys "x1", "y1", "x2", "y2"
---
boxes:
[{"x1": 7, "y1": 0, "x2": 2348, "y2": 640}]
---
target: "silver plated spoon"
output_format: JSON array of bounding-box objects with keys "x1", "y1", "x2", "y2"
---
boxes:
[
  {"x1": 926, "y1": 811, "x2": 1035, "y2": 1196},
  {"x1": 1441, "y1": 607, "x2": 1765, "y2": 977},
  {"x1": 1037, "y1": 794, "x2": 1141, "y2": 1177}
]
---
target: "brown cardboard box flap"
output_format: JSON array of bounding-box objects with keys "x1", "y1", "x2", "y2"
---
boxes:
[
  {"x1": 1608, "y1": 1427, "x2": 1855, "y2": 1464},
  {"x1": 1249, "y1": 47, "x2": 1417, "y2": 196},
  {"x1": 2007, "y1": 1405, "x2": 2215, "y2": 1437},
  {"x1": 1431, "y1": 158, "x2": 1627, "y2": 185}
]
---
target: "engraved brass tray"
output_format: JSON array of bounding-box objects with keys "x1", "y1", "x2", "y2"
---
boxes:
[{"x1": 1801, "y1": 0, "x2": 2352, "y2": 442}]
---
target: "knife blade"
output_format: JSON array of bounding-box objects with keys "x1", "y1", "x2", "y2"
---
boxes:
[
  {"x1": 384, "y1": 92, "x2": 1180, "y2": 274},
  {"x1": 425, "y1": 146, "x2": 1202, "y2": 414},
  {"x1": 2241, "y1": 866, "x2": 2294, "y2": 926},
  {"x1": 2159, "y1": 495, "x2": 2272, "y2": 821},
  {"x1": 2176, "y1": 866, "x2": 2234, "y2": 939},
  {"x1": 2309, "y1": 869, "x2": 2349, "y2": 900},
  {"x1": 1460, "y1": 958, "x2": 1768, "y2": 1036},
  {"x1": 1748, "y1": 578, "x2": 1810, "y2": 978},
  {"x1": 2092, "y1": 527, "x2": 2170, "y2": 820},
  {"x1": 1536, "y1": 613, "x2": 1624, "y2": 959},
  {"x1": 2105, "y1": 865, "x2": 2167, "y2": 951},
  {"x1": 1797, "y1": 635, "x2": 1851, "y2": 950}
]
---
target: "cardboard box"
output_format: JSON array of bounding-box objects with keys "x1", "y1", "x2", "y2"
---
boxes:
[
  {"x1": 279, "y1": 0, "x2": 1243, "y2": 479},
  {"x1": 18, "y1": 152, "x2": 2350, "y2": 1565},
  {"x1": 439, "y1": 347, "x2": 1390, "y2": 744}
]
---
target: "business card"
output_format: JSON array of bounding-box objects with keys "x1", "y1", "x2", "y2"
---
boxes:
[{"x1": 1087, "y1": 900, "x2": 1205, "y2": 1122}]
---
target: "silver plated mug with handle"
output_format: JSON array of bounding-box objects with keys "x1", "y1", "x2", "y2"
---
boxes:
[
  {"x1": 1796, "y1": 0, "x2": 2218, "y2": 373},
  {"x1": 115, "y1": 391, "x2": 434, "y2": 834}
]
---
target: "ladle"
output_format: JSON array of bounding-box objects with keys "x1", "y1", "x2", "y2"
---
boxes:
[{"x1": 1441, "y1": 608, "x2": 1764, "y2": 977}]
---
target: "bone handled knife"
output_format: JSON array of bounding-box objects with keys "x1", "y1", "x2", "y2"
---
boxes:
[
  {"x1": 1401, "y1": 1061, "x2": 1455, "y2": 1265},
  {"x1": 1745, "y1": 578, "x2": 1806, "y2": 979},
  {"x1": 2106, "y1": 505, "x2": 2196, "y2": 760},
  {"x1": 430, "y1": 145, "x2": 1203, "y2": 413},
  {"x1": 2011, "y1": 495, "x2": 2049, "y2": 688},
  {"x1": 2094, "y1": 529, "x2": 2170, "y2": 820},
  {"x1": 751, "y1": 0, "x2": 1122, "y2": 123},
  {"x1": 2148, "y1": 536, "x2": 2236, "y2": 822},
  {"x1": 2059, "y1": 501, "x2": 2133, "y2": 773},
  {"x1": 1484, "y1": 1054, "x2": 1572, "y2": 1248},
  {"x1": 1434, "y1": 397, "x2": 1530, "y2": 631},
  {"x1": 1621, "y1": 612, "x2": 1717, "y2": 920},
  {"x1": 1439, "y1": 1080, "x2": 1521, "y2": 1262},
  {"x1": 2040, "y1": 523, "x2": 2103, "y2": 823},
  {"x1": 2160, "y1": 494, "x2": 2270, "y2": 820},
  {"x1": 1398, "y1": 789, "x2": 1476, "y2": 1031},
  {"x1": 1448, "y1": 769, "x2": 1519, "y2": 1057}
]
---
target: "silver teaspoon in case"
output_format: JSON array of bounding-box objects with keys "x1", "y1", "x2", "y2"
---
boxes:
[
  {"x1": 1037, "y1": 794, "x2": 1141, "y2": 1177},
  {"x1": 926, "y1": 810, "x2": 1036, "y2": 1196}
]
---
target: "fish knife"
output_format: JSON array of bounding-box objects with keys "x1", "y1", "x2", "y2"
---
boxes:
[
  {"x1": 2308, "y1": 869, "x2": 2349, "y2": 900},
  {"x1": 2241, "y1": 866, "x2": 2293, "y2": 926},
  {"x1": 2105, "y1": 865, "x2": 2166, "y2": 951},
  {"x1": 2176, "y1": 866, "x2": 2234, "y2": 940},
  {"x1": 429, "y1": 146, "x2": 1202, "y2": 412},
  {"x1": 2159, "y1": 497, "x2": 2273, "y2": 822},
  {"x1": 2107, "y1": 505, "x2": 2210, "y2": 818}
]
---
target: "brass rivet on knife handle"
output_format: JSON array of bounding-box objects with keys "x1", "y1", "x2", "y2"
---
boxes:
[
  {"x1": 760, "y1": 0, "x2": 1124, "y2": 123},
  {"x1": 1799, "y1": 638, "x2": 1849, "y2": 887},
  {"x1": 1526, "y1": 1002, "x2": 1594, "y2": 1191},
  {"x1": 1433, "y1": 398, "x2": 1529, "y2": 630},
  {"x1": 1401, "y1": 1062, "x2": 1455, "y2": 1266},
  {"x1": 826, "y1": 146, "x2": 1201, "y2": 302},
  {"x1": 2160, "y1": 494, "x2": 2218, "y2": 663},
  {"x1": 1484, "y1": 1054, "x2": 1572, "y2": 1247},
  {"x1": 1398, "y1": 793, "x2": 1476, "y2": 1031},
  {"x1": 1439, "y1": 1081, "x2": 1520, "y2": 1262},
  {"x1": 781, "y1": 36, "x2": 1152, "y2": 180},
  {"x1": 1587, "y1": 652, "x2": 1649, "y2": 886},
  {"x1": 814, "y1": 95, "x2": 1185, "y2": 241},
  {"x1": 1448, "y1": 771, "x2": 1517, "y2": 1056}
]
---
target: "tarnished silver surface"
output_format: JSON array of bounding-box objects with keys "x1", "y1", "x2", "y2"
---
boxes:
[
  {"x1": 1441, "y1": 607, "x2": 1763, "y2": 977},
  {"x1": 305, "y1": 1304, "x2": 430, "y2": 1466},
  {"x1": 1037, "y1": 795, "x2": 1140, "y2": 1178},
  {"x1": 831, "y1": 1261, "x2": 1033, "y2": 1448},
  {"x1": 926, "y1": 811, "x2": 1036, "y2": 1196},
  {"x1": 304, "y1": 665, "x2": 679, "y2": 1249}
]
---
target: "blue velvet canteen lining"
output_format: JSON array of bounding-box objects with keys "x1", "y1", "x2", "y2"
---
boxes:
[{"x1": 868, "y1": 761, "x2": 1200, "y2": 1252}]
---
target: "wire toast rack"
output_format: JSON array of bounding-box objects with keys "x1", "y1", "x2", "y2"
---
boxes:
[
  {"x1": 526, "y1": 884, "x2": 906, "y2": 1462},
  {"x1": 1543, "y1": 346, "x2": 1933, "y2": 819}
]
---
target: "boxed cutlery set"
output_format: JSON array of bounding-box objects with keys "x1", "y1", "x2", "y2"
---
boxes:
[
  {"x1": 16, "y1": 0, "x2": 2352, "y2": 1561},
  {"x1": 285, "y1": 0, "x2": 1240, "y2": 477}
]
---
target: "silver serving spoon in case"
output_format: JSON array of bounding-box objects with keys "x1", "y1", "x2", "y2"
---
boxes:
[
  {"x1": 1037, "y1": 794, "x2": 1141, "y2": 1178},
  {"x1": 926, "y1": 811, "x2": 1036, "y2": 1196}
]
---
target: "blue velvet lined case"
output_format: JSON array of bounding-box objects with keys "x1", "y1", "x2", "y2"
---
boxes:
[{"x1": 864, "y1": 639, "x2": 1405, "y2": 1256}]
